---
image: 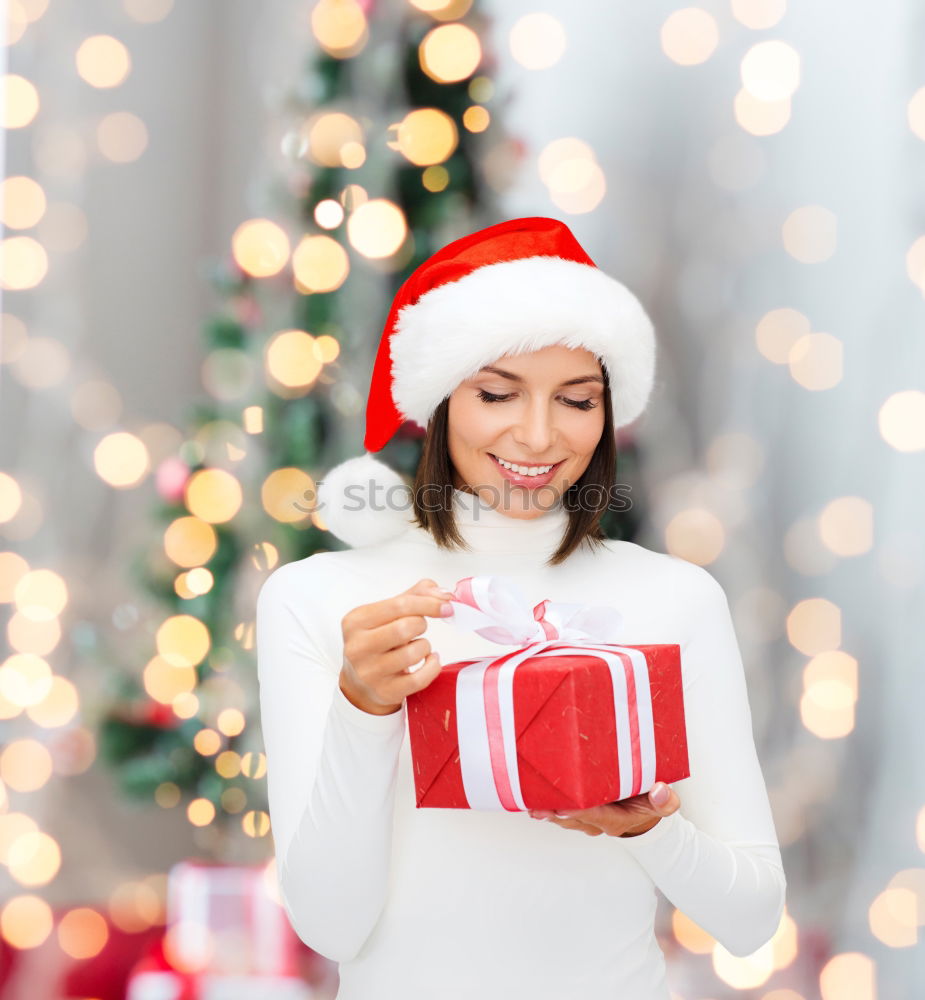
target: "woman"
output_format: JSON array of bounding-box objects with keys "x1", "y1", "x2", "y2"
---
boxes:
[{"x1": 256, "y1": 217, "x2": 786, "y2": 999}]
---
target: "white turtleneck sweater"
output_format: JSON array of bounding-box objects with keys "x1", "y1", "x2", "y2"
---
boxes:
[{"x1": 256, "y1": 488, "x2": 786, "y2": 1000}]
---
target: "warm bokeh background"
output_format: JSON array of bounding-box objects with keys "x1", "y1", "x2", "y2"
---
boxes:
[{"x1": 1, "y1": 1, "x2": 923, "y2": 998}]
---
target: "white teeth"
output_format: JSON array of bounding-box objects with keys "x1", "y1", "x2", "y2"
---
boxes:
[{"x1": 493, "y1": 455, "x2": 554, "y2": 476}]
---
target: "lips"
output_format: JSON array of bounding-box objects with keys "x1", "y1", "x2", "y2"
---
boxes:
[
  {"x1": 488, "y1": 453, "x2": 564, "y2": 488},
  {"x1": 489, "y1": 453, "x2": 561, "y2": 473}
]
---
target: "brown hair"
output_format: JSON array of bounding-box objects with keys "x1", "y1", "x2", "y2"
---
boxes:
[{"x1": 410, "y1": 364, "x2": 618, "y2": 567}]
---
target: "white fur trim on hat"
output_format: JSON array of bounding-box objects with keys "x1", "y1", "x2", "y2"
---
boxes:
[
  {"x1": 390, "y1": 255, "x2": 655, "y2": 429},
  {"x1": 315, "y1": 452, "x2": 416, "y2": 548}
]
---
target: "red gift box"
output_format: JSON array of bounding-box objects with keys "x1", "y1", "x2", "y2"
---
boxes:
[{"x1": 406, "y1": 576, "x2": 690, "y2": 812}]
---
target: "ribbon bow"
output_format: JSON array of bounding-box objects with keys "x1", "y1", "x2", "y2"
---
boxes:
[
  {"x1": 446, "y1": 575, "x2": 626, "y2": 647},
  {"x1": 439, "y1": 575, "x2": 655, "y2": 811}
]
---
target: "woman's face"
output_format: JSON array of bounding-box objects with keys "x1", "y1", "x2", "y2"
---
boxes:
[{"x1": 446, "y1": 344, "x2": 606, "y2": 519}]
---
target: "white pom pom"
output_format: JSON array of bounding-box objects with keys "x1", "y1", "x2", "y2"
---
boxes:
[{"x1": 315, "y1": 452, "x2": 416, "y2": 548}]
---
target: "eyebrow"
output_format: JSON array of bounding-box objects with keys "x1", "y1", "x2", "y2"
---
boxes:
[{"x1": 476, "y1": 365, "x2": 605, "y2": 387}]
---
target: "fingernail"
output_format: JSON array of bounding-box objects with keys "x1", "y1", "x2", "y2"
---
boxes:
[
  {"x1": 651, "y1": 783, "x2": 669, "y2": 805},
  {"x1": 440, "y1": 602, "x2": 454, "y2": 616}
]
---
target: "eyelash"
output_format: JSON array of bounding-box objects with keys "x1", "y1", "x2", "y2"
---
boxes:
[{"x1": 476, "y1": 389, "x2": 598, "y2": 411}]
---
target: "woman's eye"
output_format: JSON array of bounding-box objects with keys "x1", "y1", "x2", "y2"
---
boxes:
[{"x1": 476, "y1": 389, "x2": 598, "y2": 410}]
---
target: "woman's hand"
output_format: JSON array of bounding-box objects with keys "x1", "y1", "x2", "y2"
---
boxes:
[
  {"x1": 528, "y1": 782, "x2": 681, "y2": 837},
  {"x1": 339, "y1": 578, "x2": 456, "y2": 716}
]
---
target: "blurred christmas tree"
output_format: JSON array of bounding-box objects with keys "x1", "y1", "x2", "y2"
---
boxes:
[
  {"x1": 97, "y1": 0, "x2": 649, "y2": 851},
  {"x1": 97, "y1": 0, "x2": 511, "y2": 843}
]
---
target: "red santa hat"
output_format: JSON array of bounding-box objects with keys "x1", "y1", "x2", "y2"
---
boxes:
[{"x1": 315, "y1": 215, "x2": 656, "y2": 547}]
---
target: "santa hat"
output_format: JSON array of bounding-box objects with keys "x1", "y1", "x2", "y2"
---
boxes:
[{"x1": 315, "y1": 215, "x2": 656, "y2": 548}]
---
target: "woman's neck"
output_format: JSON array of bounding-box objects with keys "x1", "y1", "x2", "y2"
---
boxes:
[{"x1": 446, "y1": 486, "x2": 570, "y2": 558}]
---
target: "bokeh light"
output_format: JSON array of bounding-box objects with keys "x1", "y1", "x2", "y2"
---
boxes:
[
  {"x1": 801, "y1": 650, "x2": 857, "y2": 739},
  {"x1": 231, "y1": 219, "x2": 290, "y2": 278},
  {"x1": 788, "y1": 333, "x2": 843, "y2": 390},
  {"x1": 0, "y1": 235, "x2": 49, "y2": 290},
  {"x1": 660, "y1": 8, "x2": 719, "y2": 66},
  {"x1": 741, "y1": 40, "x2": 800, "y2": 100},
  {"x1": 346, "y1": 199, "x2": 407, "y2": 258},
  {"x1": 184, "y1": 468, "x2": 243, "y2": 523},
  {"x1": 0, "y1": 653, "x2": 52, "y2": 707},
  {"x1": 732, "y1": 0, "x2": 787, "y2": 30},
  {"x1": 537, "y1": 137, "x2": 606, "y2": 214},
  {"x1": 164, "y1": 517, "x2": 217, "y2": 568},
  {"x1": 818, "y1": 497, "x2": 874, "y2": 556},
  {"x1": 786, "y1": 598, "x2": 842, "y2": 655},
  {"x1": 755, "y1": 307, "x2": 811, "y2": 364},
  {"x1": 664, "y1": 508, "x2": 726, "y2": 565},
  {"x1": 97, "y1": 111, "x2": 148, "y2": 163},
  {"x1": 819, "y1": 952, "x2": 876, "y2": 999},
  {"x1": 143, "y1": 656, "x2": 197, "y2": 704},
  {"x1": 305, "y1": 112, "x2": 364, "y2": 168},
  {"x1": 734, "y1": 88, "x2": 791, "y2": 136},
  {"x1": 0, "y1": 475, "x2": 24, "y2": 525},
  {"x1": 261, "y1": 467, "x2": 315, "y2": 524},
  {"x1": 26, "y1": 675, "x2": 79, "y2": 728},
  {"x1": 311, "y1": 0, "x2": 368, "y2": 59},
  {"x1": 509, "y1": 13, "x2": 567, "y2": 70},
  {"x1": 75, "y1": 35, "x2": 131, "y2": 88},
  {"x1": 13, "y1": 569, "x2": 67, "y2": 621},
  {"x1": 878, "y1": 390, "x2": 925, "y2": 451},
  {"x1": 1, "y1": 176, "x2": 46, "y2": 229},
  {"x1": 712, "y1": 937, "x2": 775, "y2": 988},
  {"x1": 3, "y1": 75, "x2": 40, "y2": 129},
  {"x1": 419, "y1": 23, "x2": 481, "y2": 83},
  {"x1": 291, "y1": 235, "x2": 350, "y2": 292},
  {"x1": 265, "y1": 331, "x2": 323, "y2": 390},
  {"x1": 1, "y1": 895, "x2": 54, "y2": 949},
  {"x1": 187, "y1": 798, "x2": 216, "y2": 827},
  {"x1": 0, "y1": 739, "x2": 54, "y2": 792},
  {"x1": 7, "y1": 830, "x2": 62, "y2": 886},
  {"x1": 391, "y1": 108, "x2": 458, "y2": 166},
  {"x1": 155, "y1": 615, "x2": 211, "y2": 669},
  {"x1": 94, "y1": 432, "x2": 150, "y2": 488},
  {"x1": 57, "y1": 907, "x2": 110, "y2": 959}
]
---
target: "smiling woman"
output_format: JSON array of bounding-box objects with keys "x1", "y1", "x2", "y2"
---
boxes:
[
  {"x1": 411, "y1": 344, "x2": 617, "y2": 562},
  {"x1": 258, "y1": 216, "x2": 786, "y2": 1000},
  {"x1": 451, "y1": 349, "x2": 606, "y2": 498},
  {"x1": 315, "y1": 216, "x2": 655, "y2": 551}
]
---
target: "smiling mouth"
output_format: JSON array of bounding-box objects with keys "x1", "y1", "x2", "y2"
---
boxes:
[{"x1": 488, "y1": 453, "x2": 565, "y2": 475}]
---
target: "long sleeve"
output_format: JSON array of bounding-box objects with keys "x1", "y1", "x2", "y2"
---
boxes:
[
  {"x1": 618, "y1": 564, "x2": 787, "y2": 957},
  {"x1": 255, "y1": 560, "x2": 406, "y2": 962}
]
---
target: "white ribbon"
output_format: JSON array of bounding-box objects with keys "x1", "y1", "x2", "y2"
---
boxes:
[
  {"x1": 447, "y1": 575, "x2": 626, "y2": 646},
  {"x1": 446, "y1": 576, "x2": 656, "y2": 811}
]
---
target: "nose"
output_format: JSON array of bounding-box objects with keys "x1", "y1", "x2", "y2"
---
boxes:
[{"x1": 510, "y1": 396, "x2": 557, "y2": 457}]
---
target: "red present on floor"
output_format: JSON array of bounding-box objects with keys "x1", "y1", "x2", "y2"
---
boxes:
[{"x1": 407, "y1": 575, "x2": 690, "y2": 812}]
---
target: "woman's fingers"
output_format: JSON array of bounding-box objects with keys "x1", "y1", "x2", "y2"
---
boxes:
[
  {"x1": 339, "y1": 579, "x2": 455, "y2": 714},
  {"x1": 379, "y1": 636, "x2": 432, "y2": 674},
  {"x1": 403, "y1": 650, "x2": 442, "y2": 682},
  {"x1": 371, "y1": 610, "x2": 440, "y2": 655},
  {"x1": 348, "y1": 578, "x2": 454, "y2": 631},
  {"x1": 537, "y1": 815, "x2": 604, "y2": 836},
  {"x1": 378, "y1": 651, "x2": 443, "y2": 704},
  {"x1": 647, "y1": 784, "x2": 680, "y2": 816},
  {"x1": 529, "y1": 783, "x2": 682, "y2": 837}
]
